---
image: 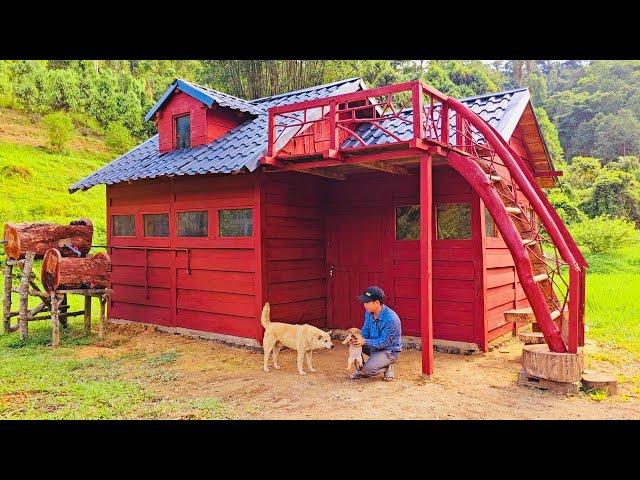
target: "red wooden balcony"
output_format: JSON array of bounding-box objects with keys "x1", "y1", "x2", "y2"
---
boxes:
[{"x1": 262, "y1": 80, "x2": 462, "y2": 166}]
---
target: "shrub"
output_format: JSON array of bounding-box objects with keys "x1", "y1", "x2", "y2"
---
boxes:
[
  {"x1": 568, "y1": 216, "x2": 638, "y2": 254},
  {"x1": 69, "y1": 112, "x2": 103, "y2": 136},
  {"x1": 42, "y1": 111, "x2": 74, "y2": 153},
  {"x1": 104, "y1": 122, "x2": 134, "y2": 154}
]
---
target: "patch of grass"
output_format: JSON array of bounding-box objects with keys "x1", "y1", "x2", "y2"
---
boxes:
[
  {"x1": 584, "y1": 243, "x2": 640, "y2": 358},
  {"x1": 147, "y1": 350, "x2": 179, "y2": 367},
  {"x1": 583, "y1": 388, "x2": 610, "y2": 402},
  {"x1": 0, "y1": 139, "x2": 110, "y2": 246}
]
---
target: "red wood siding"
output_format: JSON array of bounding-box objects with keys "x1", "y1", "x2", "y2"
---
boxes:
[
  {"x1": 157, "y1": 91, "x2": 245, "y2": 152},
  {"x1": 324, "y1": 168, "x2": 480, "y2": 342},
  {"x1": 107, "y1": 173, "x2": 259, "y2": 339},
  {"x1": 263, "y1": 172, "x2": 327, "y2": 328}
]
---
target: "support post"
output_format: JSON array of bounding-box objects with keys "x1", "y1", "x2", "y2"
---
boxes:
[
  {"x1": 3, "y1": 261, "x2": 13, "y2": 333},
  {"x1": 18, "y1": 251, "x2": 35, "y2": 341},
  {"x1": 51, "y1": 292, "x2": 62, "y2": 347},
  {"x1": 84, "y1": 295, "x2": 92, "y2": 336},
  {"x1": 420, "y1": 154, "x2": 433, "y2": 379},
  {"x1": 98, "y1": 295, "x2": 107, "y2": 340},
  {"x1": 568, "y1": 268, "x2": 579, "y2": 353}
]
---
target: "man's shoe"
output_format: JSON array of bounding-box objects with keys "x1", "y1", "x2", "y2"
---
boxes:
[
  {"x1": 383, "y1": 365, "x2": 394, "y2": 381},
  {"x1": 349, "y1": 370, "x2": 363, "y2": 380}
]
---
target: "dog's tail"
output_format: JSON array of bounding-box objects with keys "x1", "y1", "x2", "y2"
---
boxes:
[{"x1": 260, "y1": 302, "x2": 271, "y2": 329}]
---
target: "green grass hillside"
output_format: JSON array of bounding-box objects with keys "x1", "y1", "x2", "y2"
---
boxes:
[{"x1": 0, "y1": 107, "x2": 111, "y2": 245}]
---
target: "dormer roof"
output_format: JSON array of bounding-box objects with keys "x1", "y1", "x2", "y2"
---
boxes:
[{"x1": 144, "y1": 78, "x2": 263, "y2": 122}]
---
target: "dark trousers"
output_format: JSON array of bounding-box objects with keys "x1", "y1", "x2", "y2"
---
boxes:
[{"x1": 361, "y1": 345, "x2": 398, "y2": 377}]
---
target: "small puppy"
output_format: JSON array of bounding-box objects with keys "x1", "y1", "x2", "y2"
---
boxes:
[
  {"x1": 342, "y1": 327, "x2": 364, "y2": 372},
  {"x1": 261, "y1": 302, "x2": 334, "y2": 375}
]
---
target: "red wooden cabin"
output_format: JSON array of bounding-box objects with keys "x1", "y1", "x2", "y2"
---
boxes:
[{"x1": 71, "y1": 77, "x2": 587, "y2": 377}]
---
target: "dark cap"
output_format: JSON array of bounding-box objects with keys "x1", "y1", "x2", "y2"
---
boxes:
[{"x1": 357, "y1": 285, "x2": 385, "y2": 303}]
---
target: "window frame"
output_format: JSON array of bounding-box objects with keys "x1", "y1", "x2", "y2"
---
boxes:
[
  {"x1": 176, "y1": 209, "x2": 209, "y2": 239},
  {"x1": 394, "y1": 204, "x2": 421, "y2": 241},
  {"x1": 174, "y1": 113, "x2": 191, "y2": 149},
  {"x1": 142, "y1": 212, "x2": 170, "y2": 239},
  {"x1": 218, "y1": 207, "x2": 254, "y2": 239},
  {"x1": 111, "y1": 213, "x2": 136, "y2": 238},
  {"x1": 484, "y1": 206, "x2": 498, "y2": 238},
  {"x1": 434, "y1": 202, "x2": 473, "y2": 241}
]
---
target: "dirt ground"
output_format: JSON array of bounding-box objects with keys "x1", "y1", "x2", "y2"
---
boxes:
[{"x1": 79, "y1": 323, "x2": 640, "y2": 419}]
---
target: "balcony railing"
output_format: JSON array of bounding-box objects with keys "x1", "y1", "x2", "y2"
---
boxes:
[{"x1": 265, "y1": 80, "x2": 454, "y2": 161}]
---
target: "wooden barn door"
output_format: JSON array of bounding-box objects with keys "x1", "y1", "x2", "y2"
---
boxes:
[{"x1": 326, "y1": 207, "x2": 390, "y2": 330}]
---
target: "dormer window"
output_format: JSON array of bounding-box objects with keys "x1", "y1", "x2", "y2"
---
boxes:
[{"x1": 175, "y1": 114, "x2": 191, "y2": 149}]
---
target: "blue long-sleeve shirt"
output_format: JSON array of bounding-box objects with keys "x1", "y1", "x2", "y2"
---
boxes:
[{"x1": 360, "y1": 304, "x2": 403, "y2": 354}]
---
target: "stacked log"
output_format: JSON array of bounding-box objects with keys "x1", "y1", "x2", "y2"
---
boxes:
[
  {"x1": 3, "y1": 219, "x2": 93, "y2": 260},
  {"x1": 41, "y1": 248, "x2": 110, "y2": 293}
]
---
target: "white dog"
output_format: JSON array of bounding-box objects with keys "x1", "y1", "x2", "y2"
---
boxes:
[{"x1": 261, "y1": 302, "x2": 334, "y2": 375}]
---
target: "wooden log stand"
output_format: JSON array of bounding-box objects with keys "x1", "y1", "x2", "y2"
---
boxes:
[
  {"x1": 2, "y1": 250, "x2": 111, "y2": 346},
  {"x1": 3, "y1": 219, "x2": 93, "y2": 260}
]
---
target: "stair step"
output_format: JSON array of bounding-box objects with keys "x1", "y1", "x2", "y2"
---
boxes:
[
  {"x1": 533, "y1": 273, "x2": 549, "y2": 282},
  {"x1": 522, "y1": 238, "x2": 537, "y2": 246},
  {"x1": 550, "y1": 309, "x2": 562, "y2": 321},
  {"x1": 505, "y1": 206, "x2": 521, "y2": 215},
  {"x1": 504, "y1": 308, "x2": 536, "y2": 324},
  {"x1": 486, "y1": 174, "x2": 502, "y2": 182},
  {"x1": 518, "y1": 331, "x2": 546, "y2": 345}
]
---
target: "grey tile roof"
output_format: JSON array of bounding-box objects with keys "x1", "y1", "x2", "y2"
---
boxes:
[{"x1": 69, "y1": 82, "x2": 529, "y2": 193}]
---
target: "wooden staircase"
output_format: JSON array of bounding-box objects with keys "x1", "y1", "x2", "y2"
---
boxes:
[{"x1": 445, "y1": 95, "x2": 587, "y2": 353}]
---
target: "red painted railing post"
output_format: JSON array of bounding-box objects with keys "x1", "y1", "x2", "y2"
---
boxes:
[
  {"x1": 579, "y1": 269, "x2": 586, "y2": 346},
  {"x1": 412, "y1": 81, "x2": 424, "y2": 140},
  {"x1": 441, "y1": 103, "x2": 449, "y2": 145},
  {"x1": 267, "y1": 111, "x2": 274, "y2": 158},
  {"x1": 568, "y1": 267, "x2": 580, "y2": 353},
  {"x1": 329, "y1": 100, "x2": 337, "y2": 152}
]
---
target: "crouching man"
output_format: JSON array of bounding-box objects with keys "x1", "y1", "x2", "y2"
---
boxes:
[{"x1": 350, "y1": 286, "x2": 402, "y2": 381}]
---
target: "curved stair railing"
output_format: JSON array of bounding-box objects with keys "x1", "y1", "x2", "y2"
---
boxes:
[{"x1": 444, "y1": 95, "x2": 585, "y2": 353}]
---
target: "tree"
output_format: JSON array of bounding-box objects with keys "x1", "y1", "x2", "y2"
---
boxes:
[
  {"x1": 104, "y1": 122, "x2": 134, "y2": 154},
  {"x1": 42, "y1": 111, "x2": 75, "y2": 154},
  {"x1": 581, "y1": 169, "x2": 640, "y2": 227},
  {"x1": 568, "y1": 216, "x2": 638, "y2": 254},
  {"x1": 45, "y1": 68, "x2": 81, "y2": 111},
  {"x1": 565, "y1": 157, "x2": 602, "y2": 189},
  {"x1": 593, "y1": 109, "x2": 640, "y2": 162},
  {"x1": 534, "y1": 107, "x2": 563, "y2": 163}
]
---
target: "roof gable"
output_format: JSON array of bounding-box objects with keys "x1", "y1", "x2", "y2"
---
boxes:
[{"x1": 144, "y1": 79, "x2": 262, "y2": 122}]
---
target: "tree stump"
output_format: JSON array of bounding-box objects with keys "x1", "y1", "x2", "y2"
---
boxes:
[
  {"x1": 522, "y1": 344, "x2": 584, "y2": 383},
  {"x1": 41, "y1": 248, "x2": 110, "y2": 293},
  {"x1": 3, "y1": 219, "x2": 93, "y2": 260},
  {"x1": 582, "y1": 372, "x2": 618, "y2": 396}
]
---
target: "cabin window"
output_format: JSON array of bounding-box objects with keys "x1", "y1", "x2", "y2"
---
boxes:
[
  {"x1": 143, "y1": 213, "x2": 169, "y2": 237},
  {"x1": 112, "y1": 215, "x2": 135, "y2": 237},
  {"x1": 175, "y1": 114, "x2": 190, "y2": 149},
  {"x1": 485, "y1": 207, "x2": 497, "y2": 237},
  {"x1": 396, "y1": 205, "x2": 420, "y2": 240},
  {"x1": 219, "y1": 208, "x2": 253, "y2": 237},
  {"x1": 178, "y1": 211, "x2": 208, "y2": 237},
  {"x1": 435, "y1": 203, "x2": 471, "y2": 240}
]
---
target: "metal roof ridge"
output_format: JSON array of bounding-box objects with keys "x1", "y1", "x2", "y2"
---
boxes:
[{"x1": 459, "y1": 87, "x2": 530, "y2": 103}]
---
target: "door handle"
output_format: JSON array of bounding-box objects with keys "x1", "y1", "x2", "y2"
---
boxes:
[{"x1": 329, "y1": 265, "x2": 334, "y2": 278}]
